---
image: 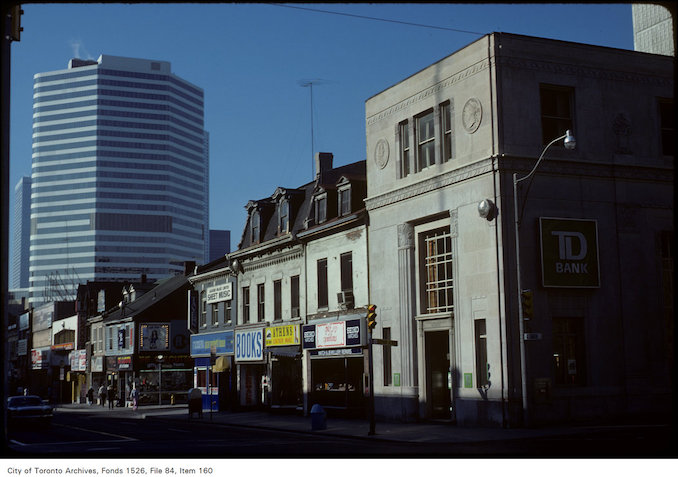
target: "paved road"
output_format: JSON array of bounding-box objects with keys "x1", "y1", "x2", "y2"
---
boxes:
[{"x1": 5, "y1": 410, "x2": 676, "y2": 458}]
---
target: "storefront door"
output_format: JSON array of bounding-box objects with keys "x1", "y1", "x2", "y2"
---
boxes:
[{"x1": 426, "y1": 331, "x2": 451, "y2": 419}]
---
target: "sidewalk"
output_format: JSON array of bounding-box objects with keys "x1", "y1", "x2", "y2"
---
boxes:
[{"x1": 55, "y1": 402, "x2": 588, "y2": 444}]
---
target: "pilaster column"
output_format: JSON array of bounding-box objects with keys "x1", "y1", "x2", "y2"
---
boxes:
[{"x1": 397, "y1": 223, "x2": 417, "y2": 387}]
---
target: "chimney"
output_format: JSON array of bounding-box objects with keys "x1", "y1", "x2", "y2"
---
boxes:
[
  {"x1": 184, "y1": 261, "x2": 196, "y2": 276},
  {"x1": 141, "y1": 274, "x2": 147, "y2": 283},
  {"x1": 315, "y1": 152, "x2": 333, "y2": 180}
]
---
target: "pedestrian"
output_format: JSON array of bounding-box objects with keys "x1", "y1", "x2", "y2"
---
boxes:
[
  {"x1": 130, "y1": 386, "x2": 140, "y2": 411},
  {"x1": 87, "y1": 386, "x2": 94, "y2": 405},
  {"x1": 107, "y1": 384, "x2": 115, "y2": 409},
  {"x1": 98, "y1": 384, "x2": 106, "y2": 406}
]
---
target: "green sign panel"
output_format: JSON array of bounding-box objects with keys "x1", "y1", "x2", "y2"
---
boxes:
[
  {"x1": 393, "y1": 373, "x2": 400, "y2": 387},
  {"x1": 463, "y1": 373, "x2": 473, "y2": 388},
  {"x1": 540, "y1": 217, "x2": 600, "y2": 288}
]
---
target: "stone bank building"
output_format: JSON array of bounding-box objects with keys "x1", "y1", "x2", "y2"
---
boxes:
[{"x1": 364, "y1": 33, "x2": 673, "y2": 426}]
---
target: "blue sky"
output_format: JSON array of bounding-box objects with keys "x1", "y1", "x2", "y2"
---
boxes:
[{"x1": 9, "y1": 3, "x2": 634, "y2": 252}]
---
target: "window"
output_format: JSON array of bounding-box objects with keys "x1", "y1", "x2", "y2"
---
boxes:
[
  {"x1": 317, "y1": 258, "x2": 328, "y2": 308},
  {"x1": 441, "y1": 102, "x2": 453, "y2": 162},
  {"x1": 200, "y1": 291, "x2": 207, "y2": 327},
  {"x1": 383, "y1": 327, "x2": 392, "y2": 386},
  {"x1": 97, "y1": 327, "x2": 103, "y2": 353},
  {"x1": 552, "y1": 317, "x2": 587, "y2": 386},
  {"x1": 290, "y1": 275, "x2": 300, "y2": 318},
  {"x1": 257, "y1": 283, "x2": 265, "y2": 322},
  {"x1": 211, "y1": 303, "x2": 219, "y2": 326},
  {"x1": 315, "y1": 195, "x2": 327, "y2": 224},
  {"x1": 274, "y1": 280, "x2": 282, "y2": 321},
  {"x1": 416, "y1": 110, "x2": 435, "y2": 171},
  {"x1": 340, "y1": 252, "x2": 353, "y2": 293},
  {"x1": 279, "y1": 200, "x2": 289, "y2": 234},
  {"x1": 421, "y1": 227, "x2": 454, "y2": 314},
  {"x1": 659, "y1": 99, "x2": 674, "y2": 156},
  {"x1": 475, "y1": 319, "x2": 488, "y2": 388},
  {"x1": 540, "y1": 84, "x2": 574, "y2": 145},
  {"x1": 251, "y1": 210, "x2": 260, "y2": 244},
  {"x1": 399, "y1": 120, "x2": 410, "y2": 178},
  {"x1": 225, "y1": 300, "x2": 232, "y2": 324},
  {"x1": 107, "y1": 327, "x2": 113, "y2": 351},
  {"x1": 338, "y1": 187, "x2": 351, "y2": 216},
  {"x1": 242, "y1": 286, "x2": 250, "y2": 324}
]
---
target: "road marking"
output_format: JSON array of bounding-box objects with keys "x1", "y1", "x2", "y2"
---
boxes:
[
  {"x1": 54, "y1": 423, "x2": 138, "y2": 441},
  {"x1": 167, "y1": 428, "x2": 191, "y2": 433}
]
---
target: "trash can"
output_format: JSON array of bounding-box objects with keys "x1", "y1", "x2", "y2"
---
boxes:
[
  {"x1": 310, "y1": 404, "x2": 326, "y2": 430},
  {"x1": 188, "y1": 388, "x2": 202, "y2": 419}
]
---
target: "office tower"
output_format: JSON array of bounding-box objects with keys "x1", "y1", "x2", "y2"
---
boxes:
[
  {"x1": 30, "y1": 55, "x2": 208, "y2": 303},
  {"x1": 632, "y1": 3, "x2": 675, "y2": 56},
  {"x1": 11, "y1": 176, "x2": 31, "y2": 289},
  {"x1": 208, "y1": 229, "x2": 231, "y2": 262}
]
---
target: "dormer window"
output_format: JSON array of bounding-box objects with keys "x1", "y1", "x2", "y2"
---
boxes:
[
  {"x1": 315, "y1": 194, "x2": 327, "y2": 224},
  {"x1": 251, "y1": 210, "x2": 260, "y2": 244},
  {"x1": 278, "y1": 199, "x2": 289, "y2": 234},
  {"x1": 338, "y1": 186, "x2": 351, "y2": 217}
]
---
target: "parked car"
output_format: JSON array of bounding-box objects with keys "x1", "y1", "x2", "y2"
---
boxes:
[{"x1": 7, "y1": 395, "x2": 53, "y2": 428}]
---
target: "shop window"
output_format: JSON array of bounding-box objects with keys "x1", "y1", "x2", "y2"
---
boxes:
[
  {"x1": 290, "y1": 275, "x2": 300, "y2": 318},
  {"x1": 274, "y1": 280, "x2": 282, "y2": 321},
  {"x1": 257, "y1": 283, "x2": 265, "y2": 322},
  {"x1": 540, "y1": 84, "x2": 574, "y2": 145},
  {"x1": 441, "y1": 101, "x2": 453, "y2": 162},
  {"x1": 399, "y1": 120, "x2": 410, "y2": 178},
  {"x1": 317, "y1": 258, "x2": 328, "y2": 309},
  {"x1": 475, "y1": 319, "x2": 488, "y2": 388},
  {"x1": 383, "y1": 327, "x2": 392, "y2": 386},
  {"x1": 242, "y1": 286, "x2": 250, "y2": 324},
  {"x1": 659, "y1": 99, "x2": 674, "y2": 156},
  {"x1": 552, "y1": 317, "x2": 587, "y2": 386},
  {"x1": 416, "y1": 110, "x2": 435, "y2": 172},
  {"x1": 420, "y1": 227, "x2": 454, "y2": 314}
]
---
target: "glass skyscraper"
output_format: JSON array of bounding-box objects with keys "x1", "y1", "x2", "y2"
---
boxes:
[
  {"x1": 11, "y1": 176, "x2": 31, "y2": 290},
  {"x1": 30, "y1": 55, "x2": 208, "y2": 304}
]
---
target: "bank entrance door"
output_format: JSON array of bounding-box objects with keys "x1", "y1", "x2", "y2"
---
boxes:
[{"x1": 426, "y1": 330, "x2": 451, "y2": 419}]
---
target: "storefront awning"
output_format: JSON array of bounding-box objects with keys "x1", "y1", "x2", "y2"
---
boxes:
[{"x1": 213, "y1": 356, "x2": 230, "y2": 372}]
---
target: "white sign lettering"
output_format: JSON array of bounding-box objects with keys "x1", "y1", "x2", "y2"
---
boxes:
[{"x1": 316, "y1": 321, "x2": 346, "y2": 349}]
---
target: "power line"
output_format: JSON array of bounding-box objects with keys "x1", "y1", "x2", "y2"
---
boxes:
[{"x1": 270, "y1": 3, "x2": 485, "y2": 36}]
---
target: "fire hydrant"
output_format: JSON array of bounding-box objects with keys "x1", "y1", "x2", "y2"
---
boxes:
[{"x1": 170, "y1": 394, "x2": 175, "y2": 405}]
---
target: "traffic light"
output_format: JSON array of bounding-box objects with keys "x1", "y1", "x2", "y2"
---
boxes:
[
  {"x1": 521, "y1": 289, "x2": 533, "y2": 319},
  {"x1": 366, "y1": 304, "x2": 377, "y2": 331}
]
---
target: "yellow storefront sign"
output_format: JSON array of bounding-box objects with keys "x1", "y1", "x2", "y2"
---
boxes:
[{"x1": 265, "y1": 324, "x2": 300, "y2": 347}]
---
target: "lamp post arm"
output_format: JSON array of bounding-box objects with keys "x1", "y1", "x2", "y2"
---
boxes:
[{"x1": 515, "y1": 133, "x2": 566, "y2": 185}]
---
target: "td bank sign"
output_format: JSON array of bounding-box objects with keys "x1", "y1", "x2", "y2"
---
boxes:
[{"x1": 540, "y1": 217, "x2": 600, "y2": 288}]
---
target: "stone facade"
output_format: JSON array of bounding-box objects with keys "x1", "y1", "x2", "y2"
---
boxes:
[{"x1": 365, "y1": 33, "x2": 674, "y2": 426}]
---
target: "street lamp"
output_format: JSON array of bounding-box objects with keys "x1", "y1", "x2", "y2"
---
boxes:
[
  {"x1": 512, "y1": 130, "x2": 575, "y2": 427},
  {"x1": 157, "y1": 355, "x2": 164, "y2": 405}
]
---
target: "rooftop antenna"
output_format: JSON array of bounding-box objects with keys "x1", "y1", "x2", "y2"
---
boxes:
[{"x1": 298, "y1": 78, "x2": 332, "y2": 179}]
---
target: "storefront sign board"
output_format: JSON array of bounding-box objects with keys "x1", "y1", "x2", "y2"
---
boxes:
[
  {"x1": 235, "y1": 328, "x2": 264, "y2": 362},
  {"x1": 190, "y1": 330, "x2": 234, "y2": 357},
  {"x1": 265, "y1": 324, "x2": 300, "y2": 347}
]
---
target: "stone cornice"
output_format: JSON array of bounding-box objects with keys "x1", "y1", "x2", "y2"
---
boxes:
[
  {"x1": 188, "y1": 268, "x2": 233, "y2": 285},
  {"x1": 241, "y1": 246, "x2": 303, "y2": 274},
  {"x1": 497, "y1": 55, "x2": 673, "y2": 88},
  {"x1": 365, "y1": 159, "x2": 494, "y2": 211},
  {"x1": 366, "y1": 58, "x2": 491, "y2": 126}
]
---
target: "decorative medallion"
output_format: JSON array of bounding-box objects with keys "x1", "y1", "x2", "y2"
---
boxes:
[
  {"x1": 462, "y1": 97, "x2": 482, "y2": 134},
  {"x1": 374, "y1": 138, "x2": 390, "y2": 169}
]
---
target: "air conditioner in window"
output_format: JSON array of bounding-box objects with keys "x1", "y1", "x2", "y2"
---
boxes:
[{"x1": 337, "y1": 290, "x2": 354, "y2": 309}]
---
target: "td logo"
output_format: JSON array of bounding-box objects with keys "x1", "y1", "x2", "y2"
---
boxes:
[{"x1": 540, "y1": 218, "x2": 600, "y2": 288}]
